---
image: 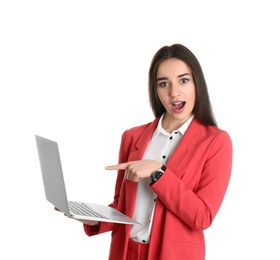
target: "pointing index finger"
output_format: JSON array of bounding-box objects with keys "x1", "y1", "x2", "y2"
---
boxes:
[{"x1": 105, "y1": 162, "x2": 128, "y2": 171}]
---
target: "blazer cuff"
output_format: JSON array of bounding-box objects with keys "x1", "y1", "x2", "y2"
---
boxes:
[{"x1": 83, "y1": 223, "x2": 100, "y2": 236}]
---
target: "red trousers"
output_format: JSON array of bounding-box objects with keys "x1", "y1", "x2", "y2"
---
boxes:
[{"x1": 126, "y1": 239, "x2": 149, "y2": 260}]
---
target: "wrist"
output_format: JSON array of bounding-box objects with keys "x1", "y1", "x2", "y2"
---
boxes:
[{"x1": 151, "y1": 165, "x2": 166, "y2": 182}]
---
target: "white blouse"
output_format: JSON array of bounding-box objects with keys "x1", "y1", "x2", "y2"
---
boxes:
[{"x1": 130, "y1": 114, "x2": 194, "y2": 243}]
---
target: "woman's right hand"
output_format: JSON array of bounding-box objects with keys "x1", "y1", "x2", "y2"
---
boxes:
[{"x1": 74, "y1": 218, "x2": 99, "y2": 226}]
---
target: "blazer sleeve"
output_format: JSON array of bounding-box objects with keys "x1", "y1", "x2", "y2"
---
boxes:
[{"x1": 151, "y1": 130, "x2": 233, "y2": 231}]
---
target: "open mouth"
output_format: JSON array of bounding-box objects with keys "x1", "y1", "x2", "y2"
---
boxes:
[{"x1": 172, "y1": 101, "x2": 185, "y2": 110}]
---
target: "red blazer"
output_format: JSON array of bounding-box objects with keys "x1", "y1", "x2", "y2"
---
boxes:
[{"x1": 84, "y1": 117, "x2": 232, "y2": 260}]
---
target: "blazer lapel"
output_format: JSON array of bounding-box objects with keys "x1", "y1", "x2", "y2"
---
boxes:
[
  {"x1": 127, "y1": 118, "x2": 159, "y2": 161},
  {"x1": 124, "y1": 118, "x2": 159, "y2": 216},
  {"x1": 166, "y1": 118, "x2": 202, "y2": 175}
]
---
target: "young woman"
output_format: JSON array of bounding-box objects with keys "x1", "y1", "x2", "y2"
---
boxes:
[{"x1": 79, "y1": 44, "x2": 232, "y2": 259}]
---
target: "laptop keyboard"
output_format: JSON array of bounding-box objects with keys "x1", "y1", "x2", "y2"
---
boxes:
[{"x1": 69, "y1": 201, "x2": 109, "y2": 219}]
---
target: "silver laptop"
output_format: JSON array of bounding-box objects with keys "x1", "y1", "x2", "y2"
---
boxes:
[{"x1": 35, "y1": 135, "x2": 140, "y2": 225}]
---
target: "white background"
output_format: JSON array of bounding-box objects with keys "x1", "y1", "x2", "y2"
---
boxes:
[{"x1": 1, "y1": 1, "x2": 279, "y2": 259}]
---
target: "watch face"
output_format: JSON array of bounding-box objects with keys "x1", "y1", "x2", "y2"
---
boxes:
[
  {"x1": 154, "y1": 171, "x2": 161, "y2": 179},
  {"x1": 151, "y1": 168, "x2": 165, "y2": 182}
]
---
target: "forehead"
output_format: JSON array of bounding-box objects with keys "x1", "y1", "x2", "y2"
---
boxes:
[{"x1": 157, "y1": 58, "x2": 192, "y2": 77}]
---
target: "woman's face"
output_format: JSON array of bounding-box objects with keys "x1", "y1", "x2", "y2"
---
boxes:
[{"x1": 156, "y1": 58, "x2": 196, "y2": 129}]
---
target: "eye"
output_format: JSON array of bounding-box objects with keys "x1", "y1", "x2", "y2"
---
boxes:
[
  {"x1": 158, "y1": 81, "x2": 169, "y2": 88},
  {"x1": 180, "y1": 78, "x2": 189, "y2": 84}
]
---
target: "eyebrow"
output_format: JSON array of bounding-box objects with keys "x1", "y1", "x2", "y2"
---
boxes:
[{"x1": 156, "y1": 73, "x2": 191, "y2": 81}]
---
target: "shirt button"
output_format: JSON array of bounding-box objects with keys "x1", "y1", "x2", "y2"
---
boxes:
[
  {"x1": 154, "y1": 198, "x2": 157, "y2": 202},
  {"x1": 169, "y1": 136, "x2": 173, "y2": 140},
  {"x1": 142, "y1": 240, "x2": 146, "y2": 243},
  {"x1": 162, "y1": 155, "x2": 166, "y2": 159}
]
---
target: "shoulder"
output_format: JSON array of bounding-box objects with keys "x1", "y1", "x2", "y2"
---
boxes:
[
  {"x1": 122, "y1": 118, "x2": 159, "y2": 137},
  {"x1": 118, "y1": 118, "x2": 160, "y2": 151},
  {"x1": 187, "y1": 119, "x2": 233, "y2": 161},
  {"x1": 190, "y1": 118, "x2": 232, "y2": 144}
]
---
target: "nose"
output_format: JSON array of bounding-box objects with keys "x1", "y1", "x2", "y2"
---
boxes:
[{"x1": 170, "y1": 83, "x2": 180, "y2": 98}]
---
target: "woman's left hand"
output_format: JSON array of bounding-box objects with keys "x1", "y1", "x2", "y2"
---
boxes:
[{"x1": 105, "y1": 159, "x2": 162, "y2": 182}]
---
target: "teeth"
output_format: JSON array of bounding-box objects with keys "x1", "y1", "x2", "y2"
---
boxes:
[{"x1": 172, "y1": 101, "x2": 184, "y2": 109}]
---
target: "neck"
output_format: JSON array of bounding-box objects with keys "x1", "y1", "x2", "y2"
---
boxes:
[{"x1": 162, "y1": 114, "x2": 192, "y2": 133}]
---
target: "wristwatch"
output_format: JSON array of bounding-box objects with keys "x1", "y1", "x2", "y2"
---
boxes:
[{"x1": 151, "y1": 165, "x2": 166, "y2": 182}]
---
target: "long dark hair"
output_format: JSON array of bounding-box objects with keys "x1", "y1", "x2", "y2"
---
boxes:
[{"x1": 148, "y1": 44, "x2": 217, "y2": 126}]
